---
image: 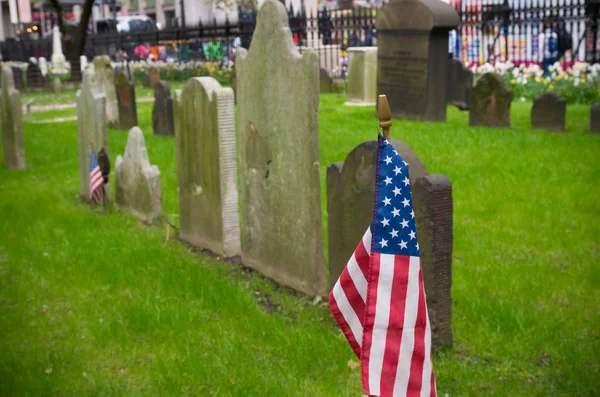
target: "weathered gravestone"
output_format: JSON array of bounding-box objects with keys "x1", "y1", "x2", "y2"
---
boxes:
[
  {"x1": 38, "y1": 57, "x2": 48, "y2": 77},
  {"x1": 77, "y1": 68, "x2": 108, "y2": 201},
  {"x1": 115, "y1": 126, "x2": 161, "y2": 223},
  {"x1": 50, "y1": 77, "x2": 61, "y2": 93},
  {"x1": 149, "y1": 67, "x2": 160, "y2": 88},
  {"x1": 446, "y1": 59, "x2": 473, "y2": 110},
  {"x1": 116, "y1": 71, "x2": 138, "y2": 130},
  {"x1": 174, "y1": 77, "x2": 240, "y2": 258},
  {"x1": 93, "y1": 55, "x2": 119, "y2": 127},
  {"x1": 345, "y1": 47, "x2": 377, "y2": 105},
  {"x1": 320, "y1": 67, "x2": 333, "y2": 93},
  {"x1": 152, "y1": 81, "x2": 174, "y2": 136},
  {"x1": 51, "y1": 25, "x2": 68, "y2": 75},
  {"x1": 80, "y1": 55, "x2": 88, "y2": 73},
  {"x1": 327, "y1": 139, "x2": 453, "y2": 350},
  {"x1": 236, "y1": 0, "x2": 327, "y2": 296},
  {"x1": 590, "y1": 103, "x2": 600, "y2": 133},
  {"x1": 376, "y1": 0, "x2": 459, "y2": 121},
  {"x1": 11, "y1": 67, "x2": 24, "y2": 91},
  {"x1": 531, "y1": 92, "x2": 566, "y2": 132},
  {"x1": 1, "y1": 66, "x2": 26, "y2": 170},
  {"x1": 469, "y1": 73, "x2": 513, "y2": 128},
  {"x1": 26, "y1": 62, "x2": 46, "y2": 88}
]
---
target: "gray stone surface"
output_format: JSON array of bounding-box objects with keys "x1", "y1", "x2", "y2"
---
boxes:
[
  {"x1": 26, "y1": 62, "x2": 46, "y2": 88},
  {"x1": 531, "y1": 92, "x2": 566, "y2": 132},
  {"x1": 591, "y1": 103, "x2": 600, "y2": 133},
  {"x1": 93, "y1": 55, "x2": 119, "y2": 127},
  {"x1": 469, "y1": 73, "x2": 513, "y2": 128},
  {"x1": 149, "y1": 67, "x2": 160, "y2": 88},
  {"x1": 46, "y1": 76, "x2": 61, "y2": 93},
  {"x1": 174, "y1": 77, "x2": 240, "y2": 258},
  {"x1": 152, "y1": 81, "x2": 174, "y2": 136},
  {"x1": 346, "y1": 47, "x2": 377, "y2": 105},
  {"x1": 446, "y1": 59, "x2": 472, "y2": 110},
  {"x1": 376, "y1": 0, "x2": 459, "y2": 121},
  {"x1": 115, "y1": 127, "x2": 161, "y2": 223},
  {"x1": 1, "y1": 66, "x2": 25, "y2": 170},
  {"x1": 77, "y1": 68, "x2": 108, "y2": 201},
  {"x1": 116, "y1": 71, "x2": 138, "y2": 130},
  {"x1": 236, "y1": 0, "x2": 326, "y2": 296},
  {"x1": 327, "y1": 139, "x2": 453, "y2": 350},
  {"x1": 320, "y1": 67, "x2": 333, "y2": 93},
  {"x1": 412, "y1": 174, "x2": 453, "y2": 350}
]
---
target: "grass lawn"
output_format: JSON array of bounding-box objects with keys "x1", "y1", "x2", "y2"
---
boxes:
[{"x1": 0, "y1": 92, "x2": 598, "y2": 396}]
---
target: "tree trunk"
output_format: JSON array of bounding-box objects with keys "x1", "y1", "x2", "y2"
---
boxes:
[{"x1": 69, "y1": 0, "x2": 96, "y2": 82}]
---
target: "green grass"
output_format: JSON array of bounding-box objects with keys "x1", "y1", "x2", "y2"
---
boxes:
[{"x1": 0, "y1": 94, "x2": 598, "y2": 396}]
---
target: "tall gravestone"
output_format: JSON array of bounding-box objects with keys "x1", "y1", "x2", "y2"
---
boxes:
[
  {"x1": 320, "y1": 68, "x2": 333, "y2": 93},
  {"x1": 115, "y1": 127, "x2": 161, "y2": 224},
  {"x1": 345, "y1": 47, "x2": 378, "y2": 105},
  {"x1": 376, "y1": 0, "x2": 459, "y2": 121},
  {"x1": 236, "y1": 0, "x2": 327, "y2": 296},
  {"x1": 327, "y1": 139, "x2": 453, "y2": 349},
  {"x1": 149, "y1": 67, "x2": 160, "y2": 88},
  {"x1": 591, "y1": 103, "x2": 600, "y2": 133},
  {"x1": 1, "y1": 66, "x2": 26, "y2": 170},
  {"x1": 531, "y1": 92, "x2": 566, "y2": 132},
  {"x1": 38, "y1": 57, "x2": 48, "y2": 77},
  {"x1": 153, "y1": 81, "x2": 174, "y2": 136},
  {"x1": 51, "y1": 25, "x2": 68, "y2": 75},
  {"x1": 77, "y1": 68, "x2": 108, "y2": 201},
  {"x1": 116, "y1": 71, "x2": 138, "y2": 130},
  {"x1": 469, "y1": 72, "x2": 513, "y2": 128},
  {"x1": 27, "y1": 62, "x2": 46, "y2": 88},
  {"x1": 446, "y1": 59, "x2": 473, "y2": 110},
  {"x1": 93, "y1": 55, "x2": 119, "y2": 127},
  {"x1": 174, "y1": 77, "x2": 240, "y2": 258}
]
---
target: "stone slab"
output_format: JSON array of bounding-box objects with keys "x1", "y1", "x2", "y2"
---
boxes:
[
  {"x1": 93, "y1": 55, "x2": 119, "y2": 127},
  {"x1": 531, "y1": 92, "x2": 566, "y2": 132},
  {"x1": 469, "y1": 73, "x2": 513, "y2": 128},
  {"x1": 116, "y1": 71, "x2": 138, "y2": 130},
  {"x1": 152, "y1": 81, "x2": 174, "y2": 136},
  {"x1": 1, "y1": 66, "x2": 26, "y2": 170}
]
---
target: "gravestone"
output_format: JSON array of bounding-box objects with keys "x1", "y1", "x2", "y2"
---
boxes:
[
  {"x1": 469, "y1": 72, "x2": 513, "y2": 128},
  {"x1": 320, "y1": 67, "x2": 333, "y2": 93},
  {"x1": 327, "y1": 139, "x2": 453, "y2": 350},
  {"x1": 77, "y1": 68, "x2": 108, "y2": 201},
  {"x1": 174, "y1": 77, "x2": 240, "y2": 258},
  {"x1": 236, "y1": 0, "x2": 327, "y2": 296},
  {"x1": 115, "y1": 127, "x2": 161, "y2": 224},
  {"x1": 80, "y1": 55, "x2": 88, "y2": 72},
  {"x1": 590, "y1": 103, "x2": 600, "y2": 133},
  {"x1": 51, "y1": 25, "x2": 68, "y2": 75},
  {"x1": 446, "y1": 59, "x2": 473, "y2": 110},
  {"x1": 149, "y1": 67, "x2": 160, "y2": 88},
  {"x1": 38, "y1": 57, "x2": 48, "y2": 77},
  {"x1": 26, "y1": 62, "x2": 46, "y2": 88},
  {"x1": 1, "y1": 66, "x2": 26, "y2": 170},
  {"x1": 376, "y1": 0, "x2": 459, "y2": 121},
  {"x1": 531, "y1": 92, "x2": 566, "y2": 132},
  {"x1": 173, "y1": 89, "x2": 182, "y2": 137},
  {"x1": 152, "y1": 80, "x2": 174, "y2": 136},
  {"x1": 11, "y1": 67, "x2": 24, "y2": 91},
  {"x1": 93, "y1": 55, "x2": 119, "y2": 127},
  {"x1": 50, "y1": 77, "x2": 61, "y2": 93},
  {"x1": 116, "y1": 71, "x2": 138, "y2": 130},
  {"x1": 345, "y1": 47, "x2": 377, "y2": 105}
]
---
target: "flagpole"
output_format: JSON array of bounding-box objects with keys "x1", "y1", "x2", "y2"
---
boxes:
[{"x1": 377, "y1": 94, "x2": 392, "y2": 141}]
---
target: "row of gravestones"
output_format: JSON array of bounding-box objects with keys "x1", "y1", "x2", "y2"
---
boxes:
[{"x1": 71, "y1": 0, "x2": 453, "y2": 350}]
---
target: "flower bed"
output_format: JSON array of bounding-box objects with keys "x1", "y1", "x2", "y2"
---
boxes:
[
  {"x1": 473, "y1": 61, "x2": 600, "y2": 105},
  {"x1": 127, "y1": 60, "x2": 234, "y2": 87}
]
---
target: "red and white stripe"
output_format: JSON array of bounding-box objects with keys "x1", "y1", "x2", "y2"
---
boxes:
[
  {"x1": 90, "y1": 166, "x2": 103, "y2": 203},
  {"x1": 329, "y1": 228, "x2": 436, "y2": 397}
]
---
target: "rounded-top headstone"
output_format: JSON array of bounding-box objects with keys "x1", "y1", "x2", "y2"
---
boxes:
[{"x1": 531, "y1": 91, "x2": 566, "y2": 132}]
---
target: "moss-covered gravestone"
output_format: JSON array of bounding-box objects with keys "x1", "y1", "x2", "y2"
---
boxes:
[
  {"x1": 115, "y1": 127, "x2": 161, "y2": 224},
  {"x1": 531, "y1": 92, "x2": 566, "y2": 132},
  {"x1": 77, "y1": 68, "x2": 108, "y2": 201},
  {"x1": 116, "y1": 71, "x2": 138, "y2": 130},
  {"x1": 327, "y1": 139, "x2": 453, "y2": 350},
  {"x1": 590, "y1": 103, "x2": 600, "y2": 133},
  {"x1": 376, "y1": 0, "x2": 459, "y2": 121},
  {"x1": 236, "y1": 0, "x2": 327, "y2": 296},
  {"x1": 469, "y1": 73, "x2": 513, "y2": 128},
  {"x1": 1, "y1": 66, "x2": 25, "y2": 170},
  {"x1": 152, "y1": 81, "x2": 174, "y2": 136},
  {"x1": 320, "y1": 68, "x2": 333, "y2": 93},
  {"x1": 93, "y1": 55, "x2": 119, "y2": 127},
  {"x1": 174, "y1": 77, "x2": 240, "y2": 258}
]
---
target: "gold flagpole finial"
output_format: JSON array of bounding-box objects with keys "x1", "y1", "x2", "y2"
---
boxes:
[{"x1": 377, "y1": 94, "x2": 392, "y2": 142}]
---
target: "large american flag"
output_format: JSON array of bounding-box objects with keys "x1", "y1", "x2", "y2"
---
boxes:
[
  {"x1": 89, "y1": 148, "x2": 104, "y2": 205},
  {"x1": 329, "y1": 135, "x2": 436, "y2": 397}
]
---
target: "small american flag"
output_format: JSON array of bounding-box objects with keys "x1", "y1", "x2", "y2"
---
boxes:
[
  {"x1": 329, "y1": 135, "x2": 436, "y2": 397},
  {"x1": 89, "y1": 148, "x2": 104, "y2": 205}
]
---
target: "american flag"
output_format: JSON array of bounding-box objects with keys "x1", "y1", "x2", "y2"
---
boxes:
[
  {"x1": 329, "y1": 135, "x2": 436, "y2": 397},
  {"x1": 89, "y1": 148, "x2": 104, "y2": 205}
]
